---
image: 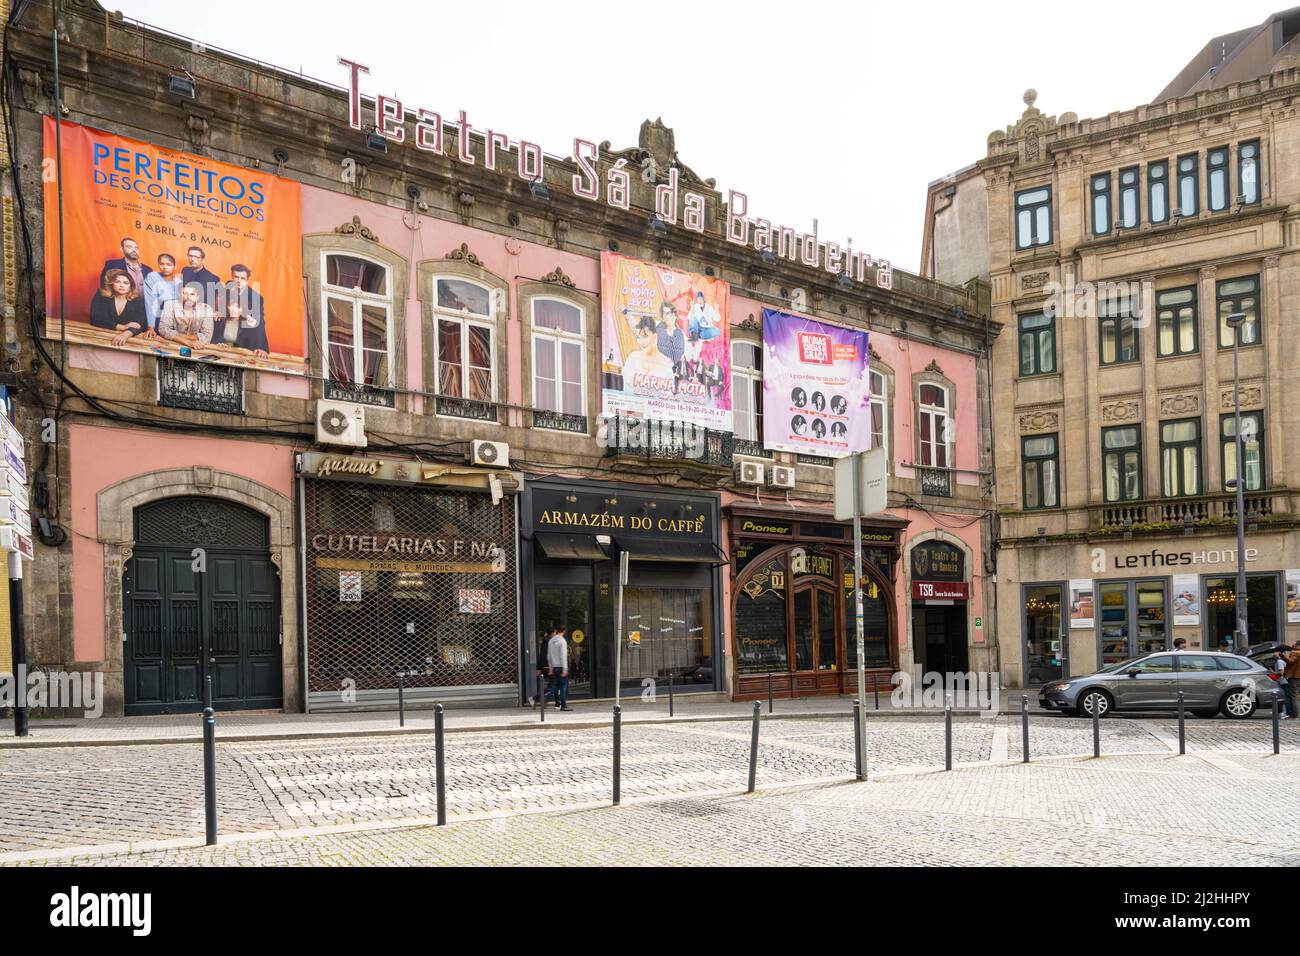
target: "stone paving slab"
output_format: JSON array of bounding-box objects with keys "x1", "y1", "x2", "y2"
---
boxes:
[{"x1": 9, "y1": 756, "x2": 1298, "y2": 867}]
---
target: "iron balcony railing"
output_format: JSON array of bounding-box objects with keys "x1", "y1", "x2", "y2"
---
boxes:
[
  {"x1": 325, "y1": 379, "x2": 396, "y2": 409},
  {"x1": 1090, "y1": 490, "x2": 1293, "y2": 532},
  {"x1": 603, "y1": 414, "x2": 734, "y2": 467},
  {"x1": 157, "y1": 358, "x2": 244, "y2": 415},
  {"x1": 918, "y1": 466, "x2": 953, "y2": 498}
]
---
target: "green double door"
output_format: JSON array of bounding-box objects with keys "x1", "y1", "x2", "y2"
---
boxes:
[{"x1": 535, "y1": 586, "x2": 593, "y2": 699}]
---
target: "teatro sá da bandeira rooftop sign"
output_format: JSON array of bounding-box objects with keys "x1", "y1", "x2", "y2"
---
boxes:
[{"x1": 339, "y1": 58, "x2": 892, "y2": 291}]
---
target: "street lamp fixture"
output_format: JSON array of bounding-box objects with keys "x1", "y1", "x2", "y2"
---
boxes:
[{"x1": 1226, "y1": 310, "x2": 1248, "y2": 654}]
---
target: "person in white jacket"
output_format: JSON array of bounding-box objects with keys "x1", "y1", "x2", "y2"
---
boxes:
[{"x1": 546, "y1": 628, "x2": 572, "y2": 711}]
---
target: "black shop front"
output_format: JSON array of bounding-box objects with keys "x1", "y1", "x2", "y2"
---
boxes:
[{"x1": 520, "y1": 479, "x2": 725, "y2": 701}]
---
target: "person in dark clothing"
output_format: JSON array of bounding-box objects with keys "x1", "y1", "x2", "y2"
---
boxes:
[
  {"x1": 182, "y1": 246, "x2": 223, "y2": 313},
  {"x1": 211, "y1": 286, "x2": 270, "y2": 356},
  {"x1": 99, "y1": 237, "x2": 152, "y2": 298},
  {"x1": 228, "y1": 263, "x2": 265, "y2": 326},
  {"x1": 89, "y1": 269, "x2": 149, "y2": 345}
]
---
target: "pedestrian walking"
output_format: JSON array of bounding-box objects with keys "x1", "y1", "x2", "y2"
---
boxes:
[
  {"x1": 1278, "y1": 644, "x2": 1300, "y2": 719},
  {"x1": 547, "y1": 626, "x2": 573, "y2": 712},
  {"x1": 1275, "y1": 654, "x2": 1294, "y2": 718},
  {"x1": 1172, "y1": 638, "x2": 1188, "y2": 651}
]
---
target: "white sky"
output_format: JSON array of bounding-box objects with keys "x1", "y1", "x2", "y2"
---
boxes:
[{"x1": 118, "y1": 0, "x2": 1286, "y2": 275}]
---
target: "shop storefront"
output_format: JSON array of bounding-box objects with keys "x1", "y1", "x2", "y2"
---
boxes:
[
  {"x1": 521, "y1": 479, "x2": 724, "y2": 701},
  {"x1": 729, "y1": 508, "x2": 905, "y2": 699},
  {"x1": 1009, "y1": 532, "x2": 1300, "y2": 685},
  {"x1": 908, "y1": 539, "x2": 972, "y2": 676},
  {"x1": 299, "y1": 452, "x2": 522, "y2": 711}
]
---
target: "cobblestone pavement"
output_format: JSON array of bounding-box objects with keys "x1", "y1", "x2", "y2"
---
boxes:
[
  {"x1": 11, "y1": 754, "x2": 1300, "y2": 866},
  {"x1": 2, "y1": 714, "x2": 1295, "y2": 859}
]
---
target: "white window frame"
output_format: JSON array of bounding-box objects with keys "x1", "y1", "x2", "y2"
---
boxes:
[
  {"x1": 320, "y1": 250, "x2": 394, "y2": 391},
  {"x1": 731, "y1": 339, "x2": 763, "y2": 444},
  {"x1": 433, "y1": 275, "x2": 497, "y2": 410},
  {"x1": 869, "y1": 369, "x2": 889, "y2": 459},
  {"x1": 531, "y1": 295, "x2": 586, "y2": 421},
  {"x1": 917, "y1": 383, "x2": 951, "y2": 469}
]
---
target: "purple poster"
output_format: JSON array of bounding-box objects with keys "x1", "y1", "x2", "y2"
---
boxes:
[{"x1": 761, "y1": 308, "x2": 870, "y2": 457}]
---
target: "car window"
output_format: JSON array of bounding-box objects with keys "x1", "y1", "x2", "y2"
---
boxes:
[
  {"x1": 1180, "y1": 655, "x2": 1220, "y2": 672},
  {"x1": 1099, "y1": 656, "x2": 1143, "y2": 674},
  {"x1": 1219, "y1": 656, "x2": 1252, "y2": 671},
  {"x1": 1141, "y1": 655, "x2": 1176, "y2": 673}
]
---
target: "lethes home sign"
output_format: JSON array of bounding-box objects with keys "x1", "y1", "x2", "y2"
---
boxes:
[{"x1": 339, "y1": 58, "x2": 892, "y2": 291}]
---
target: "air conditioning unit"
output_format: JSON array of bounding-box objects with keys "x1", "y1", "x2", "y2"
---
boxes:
[
  {"x1": 315, "y1": 399, "x2": 366, "y2": 448},
  {"x1": 737, "y1": 460, "x2": 765, "y2": 486},
  {"x1": 769, "y1": 464, "x2": 796, "y2": 489},
  {"x1": 470, "y1": 439, "x2": 509, "y2": 468}
]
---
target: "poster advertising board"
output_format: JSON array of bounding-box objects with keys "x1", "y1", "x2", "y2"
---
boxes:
[
  {"x1": 599, "y1": 252, "x2": 731, "y2": 431},
  {"x1": 761, "y1": 308, "x2": 870, "y2": 457},
  {"x1": 1287, "y1": 569, "x2": 1300, "y2": 624},
  {"x1": 1068, "y1": 579, "x2": 1095, "y2": 629},
  {"x1": 42, "y1": 118, "x2": 305, "y2": 374},
  {"x1": 1172, "y1": 572, "x2": 1201, "y2": 627}
]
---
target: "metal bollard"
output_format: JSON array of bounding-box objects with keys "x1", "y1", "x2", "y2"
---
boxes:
[
  {"x1": 873, "y1": 671, "x2": 880, "y2": 711},
  {"x1": 612, "y1": 704, "x2": 622, "y2": 805},
  {"x1": 202, "y1": 677, "x2": 217, "y2": 846},
  {"x1": 852, "y1": 699, "x2": 863, "y2": 781},
  {"x1": 767, "y1": 672, "x2": 774, "y2": 714},
  {"x1": 397, "y1": 671, "x2": 406, "y2": 727},
  {"x1": 1273, "y1": 697, "x2": 1281, "y2": 756},
  {"x1": 668, "y1": 670, "x2": 674, "y2": 718},
  {"x1": 1021, "y1": 695, "x2": 1030, "y2": 763},
  {"x1": 1177, "y1": 690, "x2": 1186, "y2": 755},
  {"x1": 747, "y1": 701, "x2": 760, "y2": 793},
  {"x1": 944, "y1": 698, "x2": 953, "y2": 771},
  {"x1": 434, "y1": 703, "x2": 447, "y2": 826},
  {"x1": 537, "y1": 673, "x2": 545, "y2": 723},
  {"x1": 1092, "y1": 698, "x2": 1100, "y2": 758}
]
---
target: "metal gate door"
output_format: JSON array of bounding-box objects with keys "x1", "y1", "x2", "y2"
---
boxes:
[{"x1": 124, "y1": 497, "x2": 281, "y2": 715}]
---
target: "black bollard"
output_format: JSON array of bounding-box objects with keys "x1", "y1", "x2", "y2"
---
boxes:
[
  {"x1": 434, "y1": 703, "x2": 447, "y2": 826},
  {"x1": 873, "y1": 671, "x2": 880, "y2": 711},
  {"x1": 538, "y1": 673, "x2": 545, "y2": 724},
  {"x1": 1177, "y1": 690, "x2": 1186, "y2": 755},
  {"x1": 747, "y1": 701, "x2": 760, "y2": 793},
  {"x1": 1021, "y1": 695, "x2": 1030, "y2": 763},
  {"x1": 202, "y1": 676, "x2": 217, "y2": 846},
  {"x1": 1092, "y1": 697, "x2": 1100, "y2": 758},
  {"x1": 668, "y1": 670, "x2": 675, "y2": 718},
  {"x1": 1273, "y1": 697, "x2": 1281, "y2": 756},
  {"x1": 852, "y1": 699, "x2": 862, "y2": 780},
  {"x1": 767, "y1": 672, "x2": 774, "y2": 714},
  {"x1": 944, "y1": 699, "x2": 953, "y2": 771},
  {"x1": 612, "y1": 704, "x2": 622, "y2": 805},
  {"x1": 397, "y1": 671, "x2": 406, "y2": 728}
]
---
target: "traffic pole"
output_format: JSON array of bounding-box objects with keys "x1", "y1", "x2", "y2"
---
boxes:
[{"x1": 9, "y1": 552, "x2": 28, "y2": 737}]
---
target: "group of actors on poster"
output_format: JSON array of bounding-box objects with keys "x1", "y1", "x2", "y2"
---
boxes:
[
  {"x1": 619, "y1": 291, "x2": 727, "y2": 399},
  {"x1": 90, "y1": 237, "x2": 271, "y2": 356}
]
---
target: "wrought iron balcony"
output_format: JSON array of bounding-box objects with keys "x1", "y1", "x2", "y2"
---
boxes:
[
  {"x1": 435, "y1": 396, "x2": 498, "y2": 422},
  {"x1": 325, "y1": 379, "x2": 395, "y2": 409},
  {"x1": 918, "y1": 466, "x2": 953, "y2": 498},
  {"x1": 734, "y1": 438, "x2": 772, "y2": 459},
  {"x1": 603, "y1": 414, "x2": 734, "y2": 467},
  {"x1": 532, "y1": 408, "x2": 588, "y2": 434},
  {"x1": 157, "y1": 358, "x2": 244, "y2": 415}
]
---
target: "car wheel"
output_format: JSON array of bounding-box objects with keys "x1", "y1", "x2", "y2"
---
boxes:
[
  {"x1": 1220, "y1": 689, "x2": 1257, "y2": 719},
  {"x1": 1076, "y1": 689, "x2": 1111, "y2": 718}
]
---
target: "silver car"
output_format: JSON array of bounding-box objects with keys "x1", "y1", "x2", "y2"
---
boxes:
[{"x1": 1038, "y1": 651, "x2": 1284, "y2": 719}]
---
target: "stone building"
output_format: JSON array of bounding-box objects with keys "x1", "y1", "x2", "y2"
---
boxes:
[
  {"x1": 3, "y1": 0, "x2": 995, "y2": 716},
  {"x1": 924, "y1": 9, "x2": 1300, "y2": 691}
]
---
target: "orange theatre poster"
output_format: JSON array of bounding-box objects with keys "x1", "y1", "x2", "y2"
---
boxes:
[{"x1": 42, "y1": 118, "x2": 305, "y2": 374}]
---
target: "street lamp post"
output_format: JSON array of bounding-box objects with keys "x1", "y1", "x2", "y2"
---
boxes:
[{"x1": 1226, "y1": 311, "x2": 1248, "y2": 654}]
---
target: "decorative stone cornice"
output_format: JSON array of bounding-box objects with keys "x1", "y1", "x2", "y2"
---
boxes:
[
  {"x1": 334, "y1": 215, "x2": 378, "y2": 242},
  {"x1": 1158, "y1": 392, "x2": 1200, "y2": 416},
  {"x1": 1018, "y1": 409, "x2": 1059, "y2": 432},
  {"x1": 541, "y1": 266, "x2": 575, "y2": 289},
  {"x1": 739, "y1": 313, "x2": 760, "y2": 331},
  {"x1": 1100, "y1": 400, "x2": 1141, "y2": 423},
  {"x1": 924, "y1": 359, "x2": 945, "y2": 376},
  {"x1": 445, "y1": 242, "x2": 483, "y2": 267}
]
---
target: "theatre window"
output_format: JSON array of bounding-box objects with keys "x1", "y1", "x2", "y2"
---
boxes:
[{"x1": 321, "y1": 252, "x2": 395, "y2": 407}]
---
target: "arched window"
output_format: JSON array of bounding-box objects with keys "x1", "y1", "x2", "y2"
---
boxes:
[
  {"x1": 322, "y1": 253, "x2": 394, "y2": 406},
  {"x1": 434, "y1": 277, "x2": 497, "y2": 418},
  {"x1": 531, "y1": 297, "x2": 585, "y2": 426}
]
